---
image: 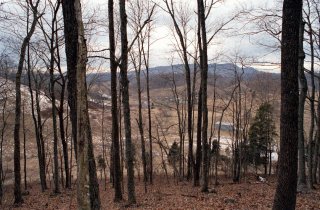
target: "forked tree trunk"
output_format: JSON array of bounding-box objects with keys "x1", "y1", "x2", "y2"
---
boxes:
[{"x1": 108, "y1": 0, "x2": 122, "y2": 201}]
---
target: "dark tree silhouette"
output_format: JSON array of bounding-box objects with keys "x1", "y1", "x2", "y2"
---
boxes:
[
  {"x1": 108, "y1": 0, "x2": 123, "y2": 202},
  {"x1": 273, "y1": 0, "x2": 302, "y2": 209},
  {"x1": 14, "y1": 0, "x2": 41, "y2": 204}
]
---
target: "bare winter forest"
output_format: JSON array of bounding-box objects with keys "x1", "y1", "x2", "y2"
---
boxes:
[{"x1": 0, "y1": 0, "x2": 319, "y2": 209}]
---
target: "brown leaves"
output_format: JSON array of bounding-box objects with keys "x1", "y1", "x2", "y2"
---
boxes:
[{"x1": 1, "y1": 175, "x2": 320, "y2": 210}]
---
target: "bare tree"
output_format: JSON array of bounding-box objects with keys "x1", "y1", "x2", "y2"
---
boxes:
[
  {"x1": 26, "y1": 47, "x2": 47, "y2": 192},
  {"x1": 162, "y1": 0, "x2": 194, "y2": 180},
  {"x1": 13, "y1": 0, "x2": 41, "y2": 204},
  {"x1": 128, "y1": 0, "x2": 151, "y2": 191}
]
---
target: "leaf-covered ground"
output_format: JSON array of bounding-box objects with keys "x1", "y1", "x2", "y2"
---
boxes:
[{"x1": 1, "y1": 175, "x2": 320, "y2": 209}]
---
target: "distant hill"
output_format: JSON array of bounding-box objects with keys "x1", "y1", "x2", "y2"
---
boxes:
[
  {"x1": 1, "y1": 62, "x2": 280, "y2": 91},
  {"x1": 87, "y1": 62, "x2": 268, "y2": 84}
]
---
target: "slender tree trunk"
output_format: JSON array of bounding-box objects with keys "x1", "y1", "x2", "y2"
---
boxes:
[
  {"x1": 56, "y1": 23, "x2": 71, "y2": 189},
  {"x1": 0, "y1": 91, "x2": 8, "y2": 204},
  {"x1": 194, "y1": 90, "x2": 202, "y2": 186},
  {"x1": 197, "y1": 0, "x2": 209, "y2": 192},
  {"x1": 273, "y1": 0, "x2": 302, "y2": 209},
  {"x1": 101, "y1": 104, "x2": 107, "y2": 190},
  {"x1": 22, "y1": 102, "x2": 27, "y2": 191},
  {"x1": 35, "y1": 79, "x2": 47, "y2": 191},
  {"x1": 26, "y1": 52, "x2": 47, "y2": 192},
  {"x1": 142, "y1": 29, "x2": 153, "y2": 184},
  {"x1": 307, "y1": 17, "x2": 316, "y2": 189},
  {"x1": 14, "y1": 1, "x2": 40, "y2": 203},
  {"x1": 317, "y1": 80, "x2": 320, "y2": 184},
  {"x1": 49, "y1": 5, "x2": 60, "y2": 193},
  {"x1": 108, "y1": 0, "x2": 122, "y2": 201},
  {"x1": 297, "y1": 19, "x2": 308, "y2": 192},
  {"x1": 164, "y1": 0, "x2": 193, "y2": 180},
  {"x1": 134, "y1": 55, "x2": 147, "y2": 192},
  {"x1": 119, "y1": 0, "x2": 136, "y2": 204},
  {"x1": 193, "y1": 39, "x2": 202, "y2": 187},
  {"x1": 312, "y1": 132, "x2": 319, "y2": 184}
]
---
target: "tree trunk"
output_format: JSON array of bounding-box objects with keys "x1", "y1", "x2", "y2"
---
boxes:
[
  {"x1": 119, "y1": 0, "x2": 136, "y2": 204},
  {"x1": 193, "y1": 88, "x2": 202, "y2": 186},
  {"x1": 312, "y1": 132, "x2": 319, "y2": 184},
  {"x1": 144, "y1": 35, "x2": 153, "y2": 184},
  {"x1": 306, "y1": 16, "x2": 316, "y2": 189},
  {"x1": 56, "y1": 24, "x2": 71, "y2": 189},
  {"x1": 62, "y1": 0, "x2": 101, "y2": 209},
  {"x1": 62, "y1": 0, "x2": 78, "y2": 160},
  {"x1": 134, "y1": 52, "x2": 148, "y2": 192},
  {"x1": 0, "y1": 88, "x2": 8, "y2": 204},
  {"x1": 164, "y1": 0, "x2": 193, "y2": 180},
  {"x1": 49, "y1": 4, "x2": 60, "y2": 194},
  {"x1": 22, "y1": 102, "x2": 27, "y2": 191},
  {"x1": 273, "y1": 0, "x2": 302, "y2": 209},
  {"x1": 14, "y1": 1, "x2": 40, "y2": 203},
  {"x1": 197, "y1": 0, "x2": 209, "y2": 192},
  {"x1": 26, "y1": 55, "x2": 47, "y2": 192},
  {"x1": 108, "y1": 0, "x2": 122, "y2": 201},
  {"x1": 297, "y1": 19, "x2": 308, "y2": 192}
]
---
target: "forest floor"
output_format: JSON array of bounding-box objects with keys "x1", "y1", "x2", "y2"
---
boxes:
[{"x1": 1, "y1": 174, "x2": 320, "y2": 210}]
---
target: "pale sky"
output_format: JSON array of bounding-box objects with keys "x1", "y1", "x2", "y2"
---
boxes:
[
  {"x1": 0, "y1": 0, "x2": 281, "y2": 72},
  {"x1": 85, "y1": 0, "x2": 281, "y2": 72}
]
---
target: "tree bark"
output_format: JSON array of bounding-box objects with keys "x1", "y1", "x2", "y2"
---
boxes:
[
  {"x1": 56, "y1": 20, "x2": 71, "y2": 189},
  {"x1": 22, "y1": 102, "x2": 27, "y2": 191},
  {"x1": 197, "y1": 0, "x2": 209, "y2": 192},
  {"x1": 133, "y1": 47, "x2": 148, "y2": 191},
  {"x1": 26, "y1": 53, "x2": 47, "y2": 192},
  {"x1": 193, "y1": 88, "x2": 202, "y2": 186},
  {"x1": 108, "y1": 0, "x2": 122, "y2": 201},
  {"x1": 273, "y1": 0, "x2": 302, "y2": 209},
  {"x1": 62, "y1": 0, "x2": 101, "y2": 209},
  {"x1": 62, "y1": 0, "x2": 78, "y2": 160},
  {"x1": 297, "y1": 19, "x2": 307, "y2": 192},
  {"x1": 119, "y1": 0, "x2": 136, "y2": 204},
  {"x1": 14, "y1": 1, "x2": 40, "y2": 203},
  {"x1": 49, "y1": 2, "x2": 61, "y2": 194}
]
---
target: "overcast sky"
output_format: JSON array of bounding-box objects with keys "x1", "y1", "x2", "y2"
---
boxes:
[
  {"x1": 0, "y1": 0, "x2": 281, "y2": 72},
  {"x1": 85, "y1": 0, "x2": 281, "y2": 72}
]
